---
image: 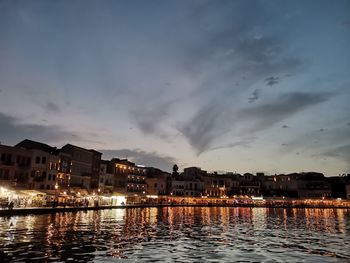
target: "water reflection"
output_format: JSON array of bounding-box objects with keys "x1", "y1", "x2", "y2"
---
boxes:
[{"x1": 0, "y1": 207, "x2": 349, "y2": 262}]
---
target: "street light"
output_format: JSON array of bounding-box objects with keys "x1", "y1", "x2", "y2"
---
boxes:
[
  {"x1": 54, "y1": 183, "x2": 59, "y2": 208},
  {"x1": 97, "y1": 188, "x2": 101, "y2": 207}
]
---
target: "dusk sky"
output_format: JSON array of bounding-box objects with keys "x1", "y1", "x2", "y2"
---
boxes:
[{"x1": 0, "y1": 0, "x2": 349, "y2": 174}]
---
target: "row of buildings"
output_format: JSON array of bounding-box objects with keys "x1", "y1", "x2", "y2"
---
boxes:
[{"x1": 1, "y1": 139, "x2": 350, "y2": 200}]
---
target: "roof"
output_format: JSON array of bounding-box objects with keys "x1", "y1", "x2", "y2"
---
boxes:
[
  {"x1": 15, "y1": 139, "x2": 59, "y2": 154},
  {"x1": 62, "y1": 144, "x2": 102, "y2": 155}
]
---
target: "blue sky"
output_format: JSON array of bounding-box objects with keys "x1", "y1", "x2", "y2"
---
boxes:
[{"x1": 0, "y1": 0, "x2": 349, "y2": 174}]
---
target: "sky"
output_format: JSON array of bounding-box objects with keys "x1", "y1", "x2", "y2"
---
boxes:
[{"x1": 0, "y1": 0, "x2": 349, "y2": 175}]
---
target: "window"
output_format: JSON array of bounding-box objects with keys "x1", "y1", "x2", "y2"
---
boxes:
[
  {"x1": 46, "y1": 185, "x2": 50, "y2": 189},
  {"x1": 42, "y1": 157, "x2": 46, "y2": 164},
  {"x1": 1, "y1": 153, "x2": 5, "y2": 162},
  {"x1": 27, "y1": 157, "x2": 31, "y2": 166},
  {"x1": 154, "y1": 183, "x2": 158, "y2": 188},
  {"x1": 35, "y1": 156, "x2": 40, "y2": 164},
  {"x1": 6, "y1": 154, "x2": 12, "y2": 163},
  {"x1": 53, "y1": 174, "x2": 56, "y2": 181},
  {"x1": 48, "y1": 174, "x2": 51, "y2": 180}
]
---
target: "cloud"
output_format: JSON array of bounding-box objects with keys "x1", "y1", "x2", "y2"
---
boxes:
[
  {"x1": 0, "y1": 112, "x2": 75, "y2": 145},
  {"x1": 248, "y1": 89, "x2": 260, "y2": 103},
  {"x1": 178, "y1": 102, "x2": 225, "y2": 154},
  {"x1": 281, "y1": 125, "x2": 289, "y2": 128},
  {"x1": 323, "y1": 144, "x2": 350, "y2": 169},
  {"x1": 177, "y1": 1, "x2": 305, "y2": 154},
  {"x1": 265, "y1": 76, "x2": 280, "y2": 86},
  {"x1": 209, "y1": 137, "x2": 255, "y2": 151},
  {"x1": 45, "y1": 101, "x2": 61, "y2": 113},
  {"x1": 99, "y1": 149, "x2": 177, "y2": 172},
  {"x1": 239, "y1": 92, "x2": 332, "y2": 132},
  {"x1": 180, "y1": 91, "x2": 332, "y2": 154},
  {"x1": 129, "y1": 100, "x2": 173, "y2": 135}
]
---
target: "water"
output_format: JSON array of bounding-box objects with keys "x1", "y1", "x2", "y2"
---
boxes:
[{"x1": 0, "y1": 207, "x2": 349, "y2": 262}]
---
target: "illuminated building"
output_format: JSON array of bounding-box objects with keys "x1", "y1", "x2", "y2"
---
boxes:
[
  {"x1": 261, "y1": 172, "x2": 331, "y2": 198},
  {"x1": 239, "y1": 173, "x2": 261, "y2": 196},
  {"x1": 171, "y1": 167, "x2": 205, "y2": 197},
  {"x1": 145, "y1": 168, "x2": 171, "y2": 195},
  {"x1": 105, "y1": 158, "x2": 147, "y2": 196},
  {"x1": 203, "y1": 172, "x2": 240, "y2": 197},
  {"x1": 60, "y1": 144, "x2": 101, "y2": 191}
]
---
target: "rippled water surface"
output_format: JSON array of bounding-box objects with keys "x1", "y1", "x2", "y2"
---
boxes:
[{"x1": 0, "y1": 207, "x2": 350, "y2": 262}]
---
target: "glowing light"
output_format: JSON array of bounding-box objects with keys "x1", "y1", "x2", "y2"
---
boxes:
[
  {"x1": 146, "y1": 195, "x2": 158, "y2": 198},
  {"x1": 111, "y1": 195, "x2": 126, "y2": 205}
]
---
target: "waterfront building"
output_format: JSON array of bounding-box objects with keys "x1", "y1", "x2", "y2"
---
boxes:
[
  {"x1": 0, "y1": 144, "x2": 32, "y2": 189},
  {"x1": 327, "y1": 175, "x2": 350, "y2": 199},
  {"x1": 346, "y1": 184, "x2": 350, "y2": 199},
  {"x1": 145, "y1": 167, "x2": 171, "y2": 196},
  {"x1": 90, "y1": 150, "x2": 102, "y2": 190},
  {"x1": 110, "y1": 158, "x2": 147, "y2": 196},
  {"x1": 99, "y1": 160, "x2": 114, "y2": 194},
  {"x1": 60, "y1": 144, "x2": 101, "y2": 191},
  {"x1": 57, "y1": 152, "x2": 72, "y2": 190},
  {"x1": 15, "y1": 140, "x2": 61, "y2": 192},
  {"x1": 171, "y1": 167, "x2": 205, "y2": 197},
  {"x1": 239, "y1": 173, "x2": 261, "y2": 196},
  {"x1": 262, "y1": 172, "x2": 331, "y2": 198},
  {"x1": 203, "y1": 172, "x2": 240, "y2": 197}
]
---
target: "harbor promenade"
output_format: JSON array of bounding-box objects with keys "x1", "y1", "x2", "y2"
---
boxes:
[{"x1": 1, "y1": 199, "x2": 350, "y2": 217}]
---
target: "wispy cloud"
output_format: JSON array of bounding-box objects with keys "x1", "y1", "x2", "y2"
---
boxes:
[
  {"x1": 239, "y1": 92, "x2": 332, "y2": 132},
  {"x1": 177, "y1": 1, "x2": 305, "y2": 154},
  {"x1": 0, "y1": 112, "x2": 74, "y2": 145},
  {"x1": 209, "y1": 137, "x2": 255, "y2": 151},
  {"x1": 180, "y1": 91, "x2": 332, "y2": 154},
  {"x1": 248, "y1": 89, "x2": 260, "y2": 103},
  {"x1": 265, "y1": 76, "x2": 280, "y2": 86},
  {"x1": 323, "y1": 144, "x2": 350, "y2": 170}
]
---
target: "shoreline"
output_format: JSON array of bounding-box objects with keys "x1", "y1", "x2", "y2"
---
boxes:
[{"x1": 1, "y1": 203, "x2": 350, "y2": 217}]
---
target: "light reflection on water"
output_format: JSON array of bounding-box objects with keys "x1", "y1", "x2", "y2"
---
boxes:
[{"x1": 0, "y1": 207, "x2": 349, "y2": 262}]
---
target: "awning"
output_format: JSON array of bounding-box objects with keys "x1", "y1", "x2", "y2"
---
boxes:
[
  {"x1": 19, "y1": 190, "x2": 47, "y2": 196},
  {"x1": 69, "y1": 187, "x2": 89, "y2": 196},
  {"x1": 112, "y1": 192, "x2": 126, "y2": 196}
]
